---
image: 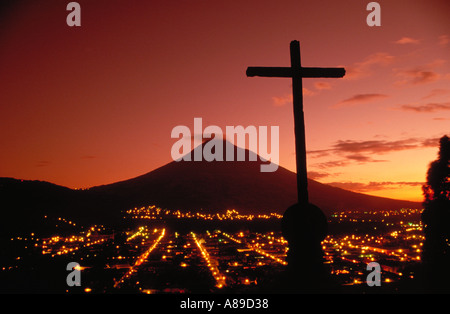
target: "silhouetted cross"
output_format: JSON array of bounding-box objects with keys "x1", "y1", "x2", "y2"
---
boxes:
[{"x1": 246, "y1": 40, "x2": 345, "y2": 206}]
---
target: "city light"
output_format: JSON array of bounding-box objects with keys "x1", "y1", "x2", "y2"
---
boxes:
[
  {"x1": 191, "y1": 232, "x2": 226, "y2": 289},
  {"x1": 125, "y1": 206, "x2": 282, "y2": 222},
  {"x1": 114, "y1": 228, "x2": 165, "y2": 288}
]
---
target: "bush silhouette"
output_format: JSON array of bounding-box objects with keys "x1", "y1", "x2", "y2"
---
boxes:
[{"x1": 421, "y1": 135, "x2": 450, "y2": 291}]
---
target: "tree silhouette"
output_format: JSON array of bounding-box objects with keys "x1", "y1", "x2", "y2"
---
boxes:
[{"x1": 421, "y1": 135, "x2": 450, "y2": 291}]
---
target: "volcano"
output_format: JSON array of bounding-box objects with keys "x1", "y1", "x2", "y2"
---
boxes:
[
  {"x1": 0, "y1": 139, "x2": 422, "y2": 230},
  {"x1": 89, "y1": 139, "x2": 422, "y2": 216}
]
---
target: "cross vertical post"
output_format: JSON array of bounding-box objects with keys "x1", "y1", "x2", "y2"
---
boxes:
[{"x1": 290, "y1": 41, "x2": 308, "y2": 206}]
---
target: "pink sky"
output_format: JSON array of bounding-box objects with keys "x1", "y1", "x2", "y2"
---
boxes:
[{"x1": 1, "y1": 0, "x2": 449, "y2": 202}]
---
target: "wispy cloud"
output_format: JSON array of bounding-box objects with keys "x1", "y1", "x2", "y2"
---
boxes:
[
  {"x1": 326, "y1": 181, "x2": 424, "y2": 193},
  {"x1": 308, "y1": 171, "x2": 338, "y2": 180},
  {"x1": 398, "y1": 102, "x2": 450, "y2": 113},
  {"x1": 395, "y1": 70, "x2": 441, "y2": 85},
  {"x1": 421, "y1": 89, "x2": 450, "y2": 100},
  {"x1": 311, "y1": 155, "x2": 387, "y2": 170},
  {"x1": 35, "y1": 160, "x2": 51, "y2": 167},
  {"x1": 303, "y1": 88, "x2": 315, "y2": 96},
  {"x1": 311, "y1": 159, "x2": 352, "y2": 170},
  {"x1": 314, "y1": 82, "x2": 331, "y2": 90},
  {"x1": 433, "y1": 117, "x2": 450, "y2": 121},
  {"x1": 272, "y1": 88, "x2": 314, "y2": 106},
  {"x1": 345, "y1": 154, "x2": 387, "y2": 163},
  {"x1": 345, "y1": 52, "x2": 395, "y2": 80},
  {"x1": 272, "y1": 95, "x2": 292, "y2": 107},
  {"x1": 439, "y1": 34, "x2": 449, "y2": 46},
  {"x1": 394, "y1": 59, "x2": 446, "y2": 86},
  {"x1": 394, "y1": 37, "x2": 421, "y2": 45},
  {"x1": 334, "y1": 93, "x2": 388, "y2": 108},
  {"x1": 329, "y1": 137, "x2": 437, "y2": 154},
  {"x1": 309, "y1": 136, "x2": 440, "y2": 169}
]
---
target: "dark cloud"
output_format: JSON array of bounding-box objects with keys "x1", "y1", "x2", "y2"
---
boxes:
[
  {"x1": 335, "y1": 93, "x2": 388, "y2": 107},
  {"x1": 407, "y1": 71, "x2": 440, "y2": 85},
  {"x1": 433, "y1": 117, "x2": 450, "y2": 121},
  {"x1": 307, "y1": 171, "x2": 340, "y2": 180},
  {"x1": 308, "y1": 136, "x2": 441, "y2": 169},
  {"x1": 311, "y1": 159, "x2": 351, "y2": 170},
  {"x1": 35, "y1": 160, "x2": 51, "y2": 167},
  {"x1": 345, "y1": 154, "x2": 387, "y2": 163},
  {"x1": 331, "y1": 137, "x2": 438, "y2": 155},
  {"x1": 395, "y1": 61, "x2": 444, "y2": 86},
  {"x1": 326, "y1": 181, "x2": 424, "y2": 193}
]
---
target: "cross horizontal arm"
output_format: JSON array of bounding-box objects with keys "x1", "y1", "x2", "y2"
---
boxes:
[
  {"x1": 302, "y1": 67, "x2": 345, "y2": 78},
  {"x1": 246, "y1": 66, "x2": 345, "y2": 78},
  {"x1": 246, "y1": 67, "x2": 292, "y2": 77}
]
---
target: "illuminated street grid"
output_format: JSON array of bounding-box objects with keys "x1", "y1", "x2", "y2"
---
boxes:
[{"x1": 0, "y1": 207, "x2": 424, "y2": 293}]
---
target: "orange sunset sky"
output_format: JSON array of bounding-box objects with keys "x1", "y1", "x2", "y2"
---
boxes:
[{"x1": 1, "y1": 0, "x2": 449, "y2": 203}]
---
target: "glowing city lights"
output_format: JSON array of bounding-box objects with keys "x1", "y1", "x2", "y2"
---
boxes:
[
  {"x1": 4, "y1": 207, "x2": 426, "y2": 292},
  {"x1": 114, "y1": 228, "x2": 165, "y2": 288},
  {"x1": 191, "y1": 232, "x2": 226, "y2": 289}
]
